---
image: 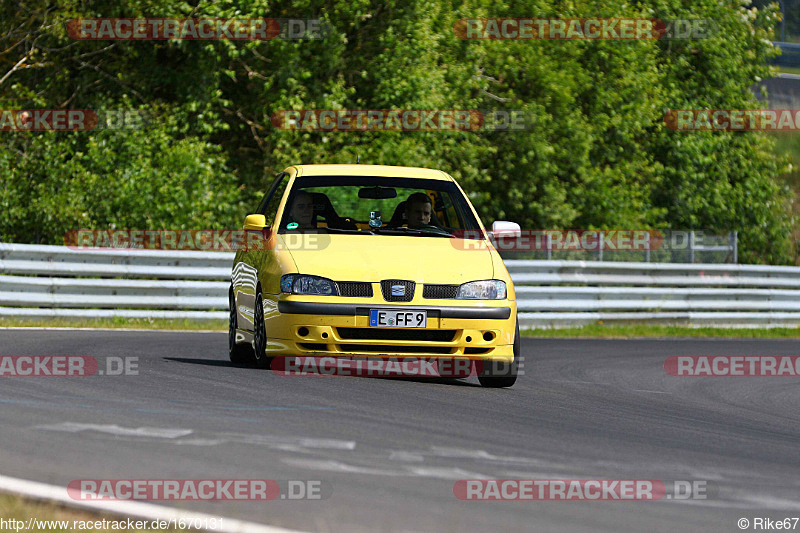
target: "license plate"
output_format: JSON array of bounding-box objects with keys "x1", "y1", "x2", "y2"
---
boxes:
[{"x1": 369, "y1": 309, "x2": 427, "y2": 328}]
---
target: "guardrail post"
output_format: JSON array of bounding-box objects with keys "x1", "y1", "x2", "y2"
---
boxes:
[
  {"x1": 731, "y1": 231, "x2": 738, "y2": 264},
  {"x1": 546, "y1": 233, "x2": 552, "y2": 260},
  {"x1": 598, "y1": 231, "x2": 604, "y2": 262},
  {"x1": 780, "y1": 0, "x2": 786, "y2": 41},
  {"x1": 689, "y1": 231, "x2": 695, "y2": 263},
  {"x1": 645, "y1": 232, "x2": 651, "y2": 263}
]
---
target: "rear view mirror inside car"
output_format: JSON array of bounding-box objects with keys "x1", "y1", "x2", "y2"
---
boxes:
[{"x1": 358, "y1": 186, "x2": 397, "y2": 199}]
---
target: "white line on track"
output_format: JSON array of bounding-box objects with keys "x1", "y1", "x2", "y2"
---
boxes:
[
  {"x1": 0, "y1": 327, "x2": 223, "y2": 333},
  {"x1": 0, "y1": 474, "x2": 307, "y2": 533},
  {"x1": 34, "y1": 423, "x2": 193, "y2": 438},
  {"x1": 550, "y1": 380, "x2": 606, "y2": 385}
]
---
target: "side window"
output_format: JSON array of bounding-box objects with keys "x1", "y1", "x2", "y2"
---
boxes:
[
  {"x1": 440, "y1": 192, "x2": 462, "y2": 228},
  {"x1": 259, "y1": 173, "x2": 290, "y2": 226},
  {"x1": 254, "y1": 174, "x2": 283, "y2": 213},
  {"x1": 254, "y1": 192, "x2": 270, "y2": 215}
]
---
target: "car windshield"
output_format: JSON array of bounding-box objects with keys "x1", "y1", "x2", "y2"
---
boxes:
[{"x1": 277, "y1": 176, "x2": 484, "y2": 238}]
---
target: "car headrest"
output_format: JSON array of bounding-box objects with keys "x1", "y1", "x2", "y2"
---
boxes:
[
  {"x1": 388, "y1": 199, "x2": 442, "y2": 227},
  {"x1": 309, "y1": 192, "x2": 336, "y2": 217}
]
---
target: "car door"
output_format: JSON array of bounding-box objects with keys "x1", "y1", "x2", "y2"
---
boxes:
[{"x1": 232, "y1": 172, "x2": 291, "y2": 332}]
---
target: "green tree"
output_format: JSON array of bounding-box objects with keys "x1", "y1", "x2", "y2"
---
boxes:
[{"x1": 0, "y1": 0, "x2": 795, "y2": 263}]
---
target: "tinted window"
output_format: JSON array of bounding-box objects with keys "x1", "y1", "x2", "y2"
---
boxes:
[
  {"x1": 259, "y1": 173, "x2": 290, "y2": 227},
  {"x1": 278, "y1": 176, "x2": 482, "y2": 238}
]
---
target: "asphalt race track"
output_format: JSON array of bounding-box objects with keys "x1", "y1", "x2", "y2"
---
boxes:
[{"x1": 0, "y1": 329, "x2": 799, "y2": 532}]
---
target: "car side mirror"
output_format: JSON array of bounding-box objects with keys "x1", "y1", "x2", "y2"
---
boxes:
[
  {"x1": 243, "y1": 214, "x2": 267, "y2": 230},
  {"x1": 243, "y1": 214, "x2": 272, "y2": 242},
  {"x1": 491, "y1": 221, "x2": 521, "y2": 238}
]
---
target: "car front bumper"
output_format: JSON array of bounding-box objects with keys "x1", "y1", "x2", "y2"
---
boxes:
[{"x1": 250, "y1": 297, "x2": 516, "y2": 362}]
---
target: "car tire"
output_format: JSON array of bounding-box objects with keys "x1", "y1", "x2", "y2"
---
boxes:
[
  {"x1": 229, "y1": 287, "x2": 255, "y2": 365},
  {"x1": 477, "y1": 320, "x2": 519, "y2": 388},
  {"x1": 252, "y1": 288, "x2": 271, "y2": 369}
]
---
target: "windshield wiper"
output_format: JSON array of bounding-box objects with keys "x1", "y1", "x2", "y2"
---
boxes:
[
  {"x1": 280, "y1": 227, "x2": 365, "y2": 235},
  {"x1": 318, "y1": 227, "x2": 365, "y2": 234},
  {"x1": 371, "y1": 227, "x2": 453, "y2": 238}
]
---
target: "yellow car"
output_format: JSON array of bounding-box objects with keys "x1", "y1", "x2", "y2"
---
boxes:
[{"x1": 229, "y1": 164, "x2": 519, "y2": 387}]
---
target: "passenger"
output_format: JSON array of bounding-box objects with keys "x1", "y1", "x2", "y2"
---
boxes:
[
  {"x1": 287, "y1": 191, "x2": 315, "y2": 229},
  {"x1": 405, "y1": 192, "x2": 433, "y2": 228}
]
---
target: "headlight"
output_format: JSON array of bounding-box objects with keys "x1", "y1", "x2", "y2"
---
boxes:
[
  {"x1": 456, "y1": 280, "x2": 506, "y2": 300},
  {"x1": 280, "y1": 274, "x2": 339, "y2": 296}
]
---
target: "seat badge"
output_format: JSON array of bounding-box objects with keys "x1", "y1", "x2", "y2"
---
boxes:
[{"x1": 391, "y1": 285, "x2": 405, "y2": 297}]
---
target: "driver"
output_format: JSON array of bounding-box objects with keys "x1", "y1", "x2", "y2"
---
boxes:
[
  {"x1": 287, "y1": 191, "x2": 315, "y2": 229},
  {"x1": 404, "y1": 192, "x2": 433, "y2": 228}
]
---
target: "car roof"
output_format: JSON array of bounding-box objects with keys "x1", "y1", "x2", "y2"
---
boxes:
[{"x1": 286, "y1": 164, "x2": 452, "y2": 181}]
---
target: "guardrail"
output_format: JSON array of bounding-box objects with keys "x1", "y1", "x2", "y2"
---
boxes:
[
  {"x1": 497, "y1": 230, "x2": 737, "y2": 263},
  {"x1": 0, "y1": 243, "x2": 231, "y2": 320},
  {"x1": 2, "y1": 243, "x2": 800, "y2": 328},
  {"x1": 772, "y1": 41, "x2": 800, "y2": 68},
  {"x1": 509, "y1": 260, "x2": 800, "y2": 328}
]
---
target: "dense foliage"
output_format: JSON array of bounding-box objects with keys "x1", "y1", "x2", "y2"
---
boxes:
[
  {"x1": 0, "y1": 0, "x2": 794, "y2": 263},
  {"x1": 752, "y1": 0, "x2": 800, "y2": 41}
]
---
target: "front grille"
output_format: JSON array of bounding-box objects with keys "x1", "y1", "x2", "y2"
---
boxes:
[
  {"x1": 336, "y1": 328, "x2": 457, "y2": 342},
  {"x1": 423, "y1": 284, "x2": 459, "y2": 299},
  {"x1": 380, "y1": 280, "x2": 415, "y2": 302},
  {"x1": 464, "y1": 347, "x2": 493, "y2": 355},
  {"x1": 337, "y1": 281, "x2": 373, "y2": 297},
  {"x1": 298, "y1": 343, "x2": 327, "y2": 351},
  {"x1": 339, "y1": 344, "x2": 453, "y2": 354}
]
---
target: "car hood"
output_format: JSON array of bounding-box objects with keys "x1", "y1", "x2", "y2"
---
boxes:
[{"x1": 283, "y1": 234, "x2": 494, "y2": 284}]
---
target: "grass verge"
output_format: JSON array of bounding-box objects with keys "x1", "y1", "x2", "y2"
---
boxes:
[
  {"x1": 0, "y1": 493, "x2": 182, "y2": 532},
  {"x1": 523, "y1": 324, "x2": 800, "y2": 338},
  {"x1": 2, "y1": 317, "x2": 800, "y2": 338},
  {"x1": 0, "y1": 317, "x2": 227, "y2": 331}
]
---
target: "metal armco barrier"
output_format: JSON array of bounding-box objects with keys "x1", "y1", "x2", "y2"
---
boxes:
[
  {"x1": 509, "y1": 261, "x2": 800, "y2": 328},
  {"x1": 2, "y1": 243, "x2": 800, "y2": 328},
  {"x1": 0, "y1": 243, "x2": 231, "y2": 321}
]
